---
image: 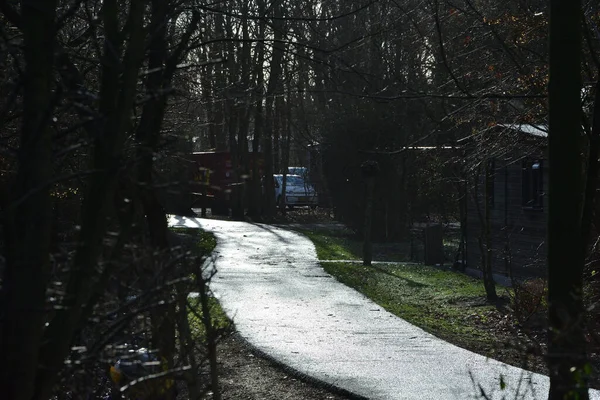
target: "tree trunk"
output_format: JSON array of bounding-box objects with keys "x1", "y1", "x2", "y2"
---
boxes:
[
  {"x1": 213, "y1": 12, "x2": 227, "y2": 151},
  {"x1": 581, "y1": 80, "x2": 600, "y2": 251},
  {"x1": 261, "y1": 0, "x2": 286, "y2": 218},
  {"x1": 227, "y1": 97, "x2": 243, "y2": 219},
  {"x1": 547, "y1": 0, "x2": 589, "y2": 397},
  {"x1": 136, "y1": 8, "x2": 200, "y2": 395},
  {"x1": 247, "y1": 8, "x2": 267, "y2": 217},
  {"x1": 472, "y1": 164, "x2": 497, "y2": 303},
  {"x1": 482, "y1": 161, "x2": 497, "y2": 302},
  {"x1": 234, "y1": 7, "x2": 252, "y2": 217},
  {"x1": 363, "y1": 177, "x2": 375, "y2": 266},
  {"x1": 137, "y1": 1, "x2": 169, "y2": 236},
  {"x1": 33, "y1": 2, "x2": 147, "y2": 397},
  {"x1": 279, "y1": 92, "x2": 292, "y2": 214},
  {"x1": 197, "y1": 275, "x2": 221, "y2": 400},
  {"x1": 247, "y1": 98, "x2": 263, "y2": 217},
  {"x1": 0, "y1": 2, "x2": 57, "y2": 399}
]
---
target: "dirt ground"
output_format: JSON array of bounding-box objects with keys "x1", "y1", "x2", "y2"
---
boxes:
[{"x1": 211, "y1": 333, "x2": 351, "y2": 400}]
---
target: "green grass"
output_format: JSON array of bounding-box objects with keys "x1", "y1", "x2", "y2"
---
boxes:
[
  {"x1": 196, "y1": 231, "x2": 217, "y2": 254},
  {"x1": 295, "y1": 226, "x2": 507, "y2": 355},
  {"x1": 170, "y1": 227, "x2": 217, "y2": 255},
  {"x1": 320, "y1": 262, "x2": 498, "y2": 347},
  {"x1": 187, "y1": 296, "x2": 231, "y2": 341},
  {"x1": 169, "y1": 227, "x2": 231, "y2": 340},
  {"x1": 296, "y1": 228, "x2": 414, "y2": 262},
  {"x1": 299, "y1": 229, "x2": 363, "y2": 260}
]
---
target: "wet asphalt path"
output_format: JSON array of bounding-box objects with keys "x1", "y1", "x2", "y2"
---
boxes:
[{"x1": 169, "y1": 216, "x2": 600, "y2": 400}]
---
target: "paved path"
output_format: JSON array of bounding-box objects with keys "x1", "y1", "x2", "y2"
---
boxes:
[{"x1": 169, "y1": 216, "x2": 600, "y2": 400}]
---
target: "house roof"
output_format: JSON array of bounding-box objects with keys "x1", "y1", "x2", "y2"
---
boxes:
[
  {"x1": 457, "y1": 123, "x2": 549, "y2": 144},
  {"x1": 497, "y1": 123, "x2": 548, "y2": 138}
]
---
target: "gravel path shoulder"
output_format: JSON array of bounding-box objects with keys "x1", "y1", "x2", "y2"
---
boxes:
[{"x1": 214, "y1": 333, "x2": 351, "y2": 400}]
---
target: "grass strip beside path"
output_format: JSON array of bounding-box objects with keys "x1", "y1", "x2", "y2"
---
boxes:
[
  {"x1": 294, "y1": 227, "x2": 548, "y2": 375},
  {"x1": 169, "y1": 227, "x2": 230, "y2": 339},
  {"x1": 321, "y1": 261, "x2": 497, "y2": 350},
  {"x1": 299, "y1": 228, "x2": 412, "y2": 262},
  {"x1": 302, "y1": 230, "x2": 362, "y2": 261}
]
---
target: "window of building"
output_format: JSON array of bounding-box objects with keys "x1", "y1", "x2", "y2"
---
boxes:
[{"x1": 522, "y1": 159, "x2": 544, "y2": 210}]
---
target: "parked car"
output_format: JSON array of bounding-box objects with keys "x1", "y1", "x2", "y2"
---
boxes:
[
  {"x1": 273, "y1": 174, "x2": 318, "y2": 208},
  {"x1": 287, "y1": 166, "x2": 308, "y2": 178}
]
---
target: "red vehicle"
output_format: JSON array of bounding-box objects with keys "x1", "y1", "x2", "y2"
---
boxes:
[{"x1": 187, "y1": 151, "x2": 264, "y2": 214}]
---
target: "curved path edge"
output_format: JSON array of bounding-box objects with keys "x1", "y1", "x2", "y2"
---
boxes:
[{"x1": 169, "y1": 216, "x2": 600, "y2": 400}]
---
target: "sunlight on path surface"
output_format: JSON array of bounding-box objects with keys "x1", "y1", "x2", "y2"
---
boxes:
[{"x1": 169, "y1": 215, "x2": 600, "y2": 400}]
